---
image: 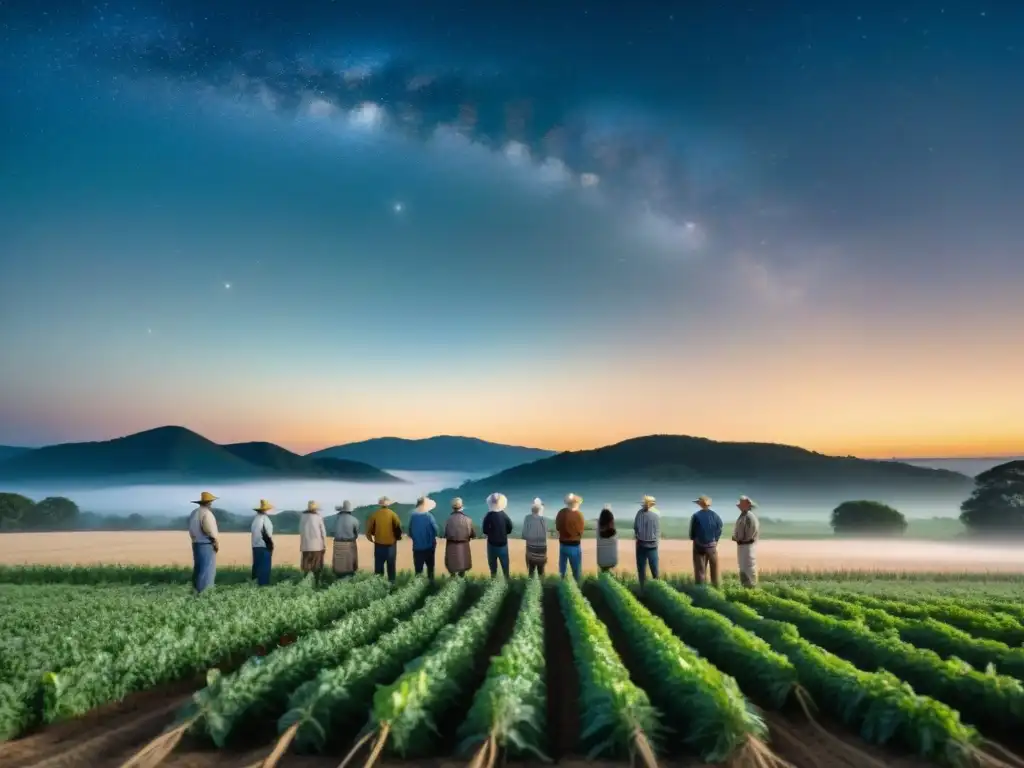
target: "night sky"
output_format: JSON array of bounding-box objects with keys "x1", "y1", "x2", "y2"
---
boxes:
[{"x1": 2, "y1": 0, "x2": 1022, "y2": 457}]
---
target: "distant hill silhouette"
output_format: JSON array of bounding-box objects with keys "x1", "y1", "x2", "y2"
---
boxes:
[
  {"x1": 0, "y1": 427, "x2": 397, "y2": 484},
  {"x1": 308, "y1": 435, "x2": 555, "y2": 473},
  {"x1": 424, "y1": 434, "x2": 975, "y2": 523},
  {"x1": 893, "y1": 455, "x2": 1024, "y2": 478},
  {"x1": 222, "y1": 441, "x2": 401, "y2": 482},
  {"x1": 0, "y1": 446, "x2": 28, "y2": 463}
]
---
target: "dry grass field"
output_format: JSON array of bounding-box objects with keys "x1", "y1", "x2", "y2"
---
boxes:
[{"x1": 2, "y1": 530, "x2": 1023, "y2": 572}]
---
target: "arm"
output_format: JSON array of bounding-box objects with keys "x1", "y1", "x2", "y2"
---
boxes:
[
  {"x1": 366, "y1": 515, "x2": 375, "y2": 543},
  {"x1": 469, "y1": 521, "x2": 477, "y2": 539},
  {"x1": 261, "y1": 519, "x2": 274, "y2": 551},
  {"x1": 430, "y1": 514, "x2": 440, "y2": 539},
  {"x1": 504, "y1": 513, "x2": 513, "y2": 534},
  {"x1": 201, "y1": 509, "x2": 220, "y2": 550},
  {"x1": 634, "y1": 511, "x2": 641, "y2": 537},
  {"x1": 392, "y1": 510, "x2": 403, "y2": 541},
  {"x1": 319, "y1": 517, "x2": 327, "y2": 542},
  {"x1": 688, "y1": 514, "x2": 696, "y2": 541},
  {"x1": 715, "y1": 513, "x2": 724, "y2": 541},
  {"x1": 572, "y1": 511, "x2": 586, "y2": 538}
]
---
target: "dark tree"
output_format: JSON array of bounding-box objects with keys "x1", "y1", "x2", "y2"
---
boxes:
[
  {"x1": 33, "y1": 496, "x2": 80, "y2": 528},
  {"x1": 960, "y1": 461, "x2": 1024, "y2": 532},
  {"x1": 830, "y1": 500, "x2": 907, "y2": 535},
  {"x1": 0, "y1": 493, "x2": 35, "y2": 529}
]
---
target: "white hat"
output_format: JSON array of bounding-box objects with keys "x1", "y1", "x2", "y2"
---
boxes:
[
  {"x1": 414, "y1": 496, "x2": 437, "y2": 513},
  {"x1": 486, "y1": 492, "x2": 508, "y2": 512},
  {"x1": 531, "y1": 497, "x2": 544, "y2": 513},
  {"x1": 564, "y1": 493, "x2": 582, "y2": 508},
  {"x1": 378, "y1": 496, "x2": 394, "y2": 507},
  {"x1": 305, "y1": 500, "x2": 321, "y2": 512},
  {"x1": 737, "y1": 495, "x2": 757, "y2": 508},
  {"x1": 640, "y1": 495, "x2": 656, "y2": 508},
  {"x1": 335, "y1": 500, "x2": 353, "y2": 513},
  {"x1": 451, "y1": 497, "x2": 464, "y2": 510}
]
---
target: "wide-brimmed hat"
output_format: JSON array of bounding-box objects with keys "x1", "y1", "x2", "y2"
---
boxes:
[
  {"x1": 378, "y1": 496, "x2": 394, "y2": 507},
  {"x1": 693, "y1": 495, "x2": 712, "y2": 507},
  {"x1": 451, "y1": 497, "x2": 464, "y2": 510},
  {"x1": 413, "y1": 496, "x2": 437, "y2": 513},
  {"x1": 737, "y1": 495, "x2": 757, "y2": 509},
  {"x1": 640, "y1": 495, "x2": 656, "y2": 508},
  {"x1": 564, "y1": 493, "x2": 582, "y2": 508},
  {"x1": 531, "y1": 497, "x2": 544, "y2": 513},
  {"x1": 253, "y1": 499, "x2": 274, "y2": 513},
  {"x1": 486, "y1": 492, "x2": 508, "y2": 512},
  {"x1": 192, "y1": 491, "x2": 218, "y2": 505},
  {"x1": 305, "y1": 500, "x2": 321, "y2": 512},
  {"x1": 335, "y1": 500, "x2": 354, "y2": 513}
]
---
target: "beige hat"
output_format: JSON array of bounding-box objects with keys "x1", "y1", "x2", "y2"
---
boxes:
[
  {"x1": 378, "y1": 496, "x2": 394, "y2": 507},
  {"x1": 305, "y1": 500, "x2": 321, "y2": 512},
  {"x1": 486, "y1": 492, "x2": 508, "y2": 512},
  {"x1": 413, "y1": 496, "x2": 437, "y2": 513},
  {"x1": 564, "y1": 493, "x2": 582, "y2": 508},
  {"x1": 737, "y1": 495, "x2": 757, "y2": 509},
  {"x1": 640, "y1": 495, "x2": 656, "y2": 508},
  {"x1": 335, "y1": 500, "x2": 354, "y2": 513},
  {"x1": 694, "y1": 496, "x2": 712, "y2": 507},
  {"x1": 253, "y1": 499, "x2": 274, "y2": 513},
  {"x1": 451, "y1": 497, "x2": 464, "y2": 510}
]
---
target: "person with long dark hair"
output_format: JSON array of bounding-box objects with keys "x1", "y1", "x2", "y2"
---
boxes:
[{"x1": 597, "y1": 505, "x2": 618, "y2": 573}]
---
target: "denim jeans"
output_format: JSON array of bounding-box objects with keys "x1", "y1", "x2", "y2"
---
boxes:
[
  {"x1": 192, "y1": 542, "x2": 216, "y2": 593},
  {"x1": 487, "y1": 544, "x2": 510, "y2": 578},
  {"x1": 374, "y1": 544, "x2": 397, "y2": 582},
  {"x1": 636, "y1": 544, "x2": 659, "y2": 587},
  {"x1": 251, "y1": 547, "x2": 272, "y2": 586},
  {"x1": 413, "y1": 548, "x2": 436, "y2": 580},
  {"x1": 559, "y1": 543, "x2": 582, "y2": 580}
]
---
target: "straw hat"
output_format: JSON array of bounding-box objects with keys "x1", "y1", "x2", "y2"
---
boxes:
[
  {"x1": 737, "y1": 495, "x2": 757, "y2": 509},
  {"x1": 451, "y1": 497, "x2": 464, "y2": 511},
  {"x1": 693, "y1": 495, "x2": 712, "y2": 507},
  {"x1": 253, "y1": 499, "x2": 274, "y2": 513},
  {"x1": 564, "y1": 493, "x2": 582, "y2": 509},
  {"x1": 486, "y1": 492, "x2": 508, "y2": 512},
  {"x1": 192, "y1": 491, "x2": 217, "y2": 505},
  {"x1": 305, "y1": 500, "x2": 321, "y2": 512},
  {"x1": 531, "y1": 497, "x2": 544, "y2": 514},
  {"x1": 640, "y1": 495, "x2": 656, "y2": 508},
  {"x1": 413, "y1": 496, "x2": 437, "y2": 513},
  {"x1": 335, "y1": 500, "x2": 354, "y2": 513},
  {"x1": 378, "y1": 496, "x2": 394, "y2": 508}
]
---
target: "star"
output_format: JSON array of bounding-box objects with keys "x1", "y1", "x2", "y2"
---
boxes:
[
  {"x1": 224, "y1": 282, "x2": 232, "y2": 289},
  {"x1": 393, "y1": 202, "x2": 404, "y2": 213}
]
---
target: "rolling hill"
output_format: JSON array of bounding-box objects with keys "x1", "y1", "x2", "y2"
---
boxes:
[
  {"x1": 423, "y1": 434, "x2": 975, "y2": 522},
  {"x1": 308, "y1": 435, "x2": 555, "y2": 473},
  {"x1": 0, "y1": 446, "x2": 29, "y2": 463},
  {"x1": 0, "y1": 427, "x2": 399, "y2": 484}
]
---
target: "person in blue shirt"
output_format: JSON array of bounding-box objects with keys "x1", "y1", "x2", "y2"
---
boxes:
[
  {"x1": 408, "y1": 496, "x2": 440, "y2": 581},
  {"x1": 689, "y1": 495, "x2": 723, "y2": 587}
]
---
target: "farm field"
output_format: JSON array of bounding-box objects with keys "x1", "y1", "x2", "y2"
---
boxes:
[
  {"x1": 3, "y1": 531, "x2": 1024, "y2": 573},
  {"x1": 2, "y1": 568, "x2": 1024, "y2": 768}
]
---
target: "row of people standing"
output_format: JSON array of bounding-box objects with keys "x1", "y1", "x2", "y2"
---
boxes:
[{"x1": 186, "y1": 490, "x2": 760, "y2": 592}]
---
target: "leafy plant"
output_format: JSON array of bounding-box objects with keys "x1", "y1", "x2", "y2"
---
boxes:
[
  {"x1": 559, "y1": 576, "x2": 659, "y2": 762},
  {"x1": 457, "y1": 577, "x2": 547, "y2": 763}
]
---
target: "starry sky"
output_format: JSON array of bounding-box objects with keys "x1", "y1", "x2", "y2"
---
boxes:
[{"x1": 1, "y1": 0, "x2": 1022, "y2": 458}]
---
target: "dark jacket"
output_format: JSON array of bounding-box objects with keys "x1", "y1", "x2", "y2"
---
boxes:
[
  {"x1": 690, "y1": 508, "x2": 724, "y2": 549},
  {"x1": 482, "y1": 510, "x2": 514, "y2": 547}
]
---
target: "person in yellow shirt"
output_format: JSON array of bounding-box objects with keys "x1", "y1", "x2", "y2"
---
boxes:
[{"x1": 366, "y1": 496, "x2": 403, "y2": 582}]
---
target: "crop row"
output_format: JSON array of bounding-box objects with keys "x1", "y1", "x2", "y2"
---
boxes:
[
  {"x1": 724, "y1": 586, "x2": 1024, "y2": 740},
  {"x1": 0, "y1": 574, "x2": 388, "y2": 741},
  {"x1": 671, "y1": 580, "x2": 991, "y2": 768}
]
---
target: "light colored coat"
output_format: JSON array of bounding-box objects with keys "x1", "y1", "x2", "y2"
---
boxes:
[
  {"x1": 597, "y1": 535, "x2": 618, "y2": 568},
  {"x1": 299, "y1": 512, "x2": 327, "y2": 552},
  {"x1": 188, "y1": 506, "x2": 219, "y2": 544},
  {"x1": 250, "y1": 514, "x2": 273, "y2": 548}
]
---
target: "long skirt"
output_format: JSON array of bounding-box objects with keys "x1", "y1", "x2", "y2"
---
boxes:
[
  {"x1": 445, "y1": 541, "x2": 472, "y2": 574},
  {"x1": 192, "y1": 542, "x2": 216, "y2": 593},
  {"x1": 252, "y1": 547, "x2": 272, "y2": 586},
  {"x1": 737, "y1": 544, "x2": 758, "y2": 586},
  {"x1": 333, "y1": 539, "x2": 359, "y2": 575}
]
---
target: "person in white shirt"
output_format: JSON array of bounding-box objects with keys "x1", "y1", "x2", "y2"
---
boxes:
[
  {"x1": 250, "y1": 499, "x2": 275, "y2": 586},
  {"x1": 188, "y1": 491, "x2": 220, "y2": 593},
  {"x1": 299, "y1": 500, "x2": 328, "y2": 583}
]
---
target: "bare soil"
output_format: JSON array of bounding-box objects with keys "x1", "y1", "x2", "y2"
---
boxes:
[{"x1": 4, "y1": 531, "x2": 1024, "y2": 573}]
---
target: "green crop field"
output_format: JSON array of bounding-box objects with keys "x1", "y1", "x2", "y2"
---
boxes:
[{"x1": 1, "y1": 567, "x2": 1023, "y2": 768}]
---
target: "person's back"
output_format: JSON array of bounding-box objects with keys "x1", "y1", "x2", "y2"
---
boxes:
[
  {"x1": 482, "y1": 509, "x2": 513, "y2": 547},
  {"x1": 334, "y1": 511, "x2": 359, "y2": 541},
  {"x1": 409, "y1": 510, "x2": 439, "y2": 551},
  {"x1": 596, "y1": 507, "x2": 618, "y2": 571},
  {"x1": 299, "y1": 511, "x2": 327, "y2": 552},
  {"x1": 367, "y1": 506, "x2": 401, "y2": 546},
  {"x1": 690, "y1": 508, "x2": 723, "y2": 548},
  {"x1": 555, "y1": 506, "x2": 585, "y2": 544}
]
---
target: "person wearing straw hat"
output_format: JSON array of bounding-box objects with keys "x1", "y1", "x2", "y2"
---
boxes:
[
  {"x1": 443, "y1": 497, "x2": 476, "y2": 576},
  {"x1": 633, "y1": 495, "x2": 661, "y2": 588},
  {"x1": 555, "y1": 493, "x2": 585, "y2": 581},
  {"x1": 732, "y1": 495, "x2": 761, "y2": 587},
  {"x1": 408, "y1": 496, "x2": 440, "y2": 581},
  {"x1": 521, "y1": 497, "x2": 549, "y2": 577},
  {"x1": 250, "y1": 499, "x2": 276, "y2": 586},
  {"x1": 482, "y1": 492, "x2": 514, "y2": 578},
  {"x1": 596, "y1": 505, "x2": 618, "y2": 573},
  {"x1": 299, "y1": 500, "x2": 328, "y2": 582},
  {"x1": 689, "y1": 495, "x2": 723, "y2": 587},
  {"x1": 332, "y1": 500, "x2": 360, "y2": 577},
  {"x1": 366, "y1": 496, "x2": 403, "y2": 582},
  {"x1": 188, "y1": 491, "x2": 220, "y2": 593}
]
